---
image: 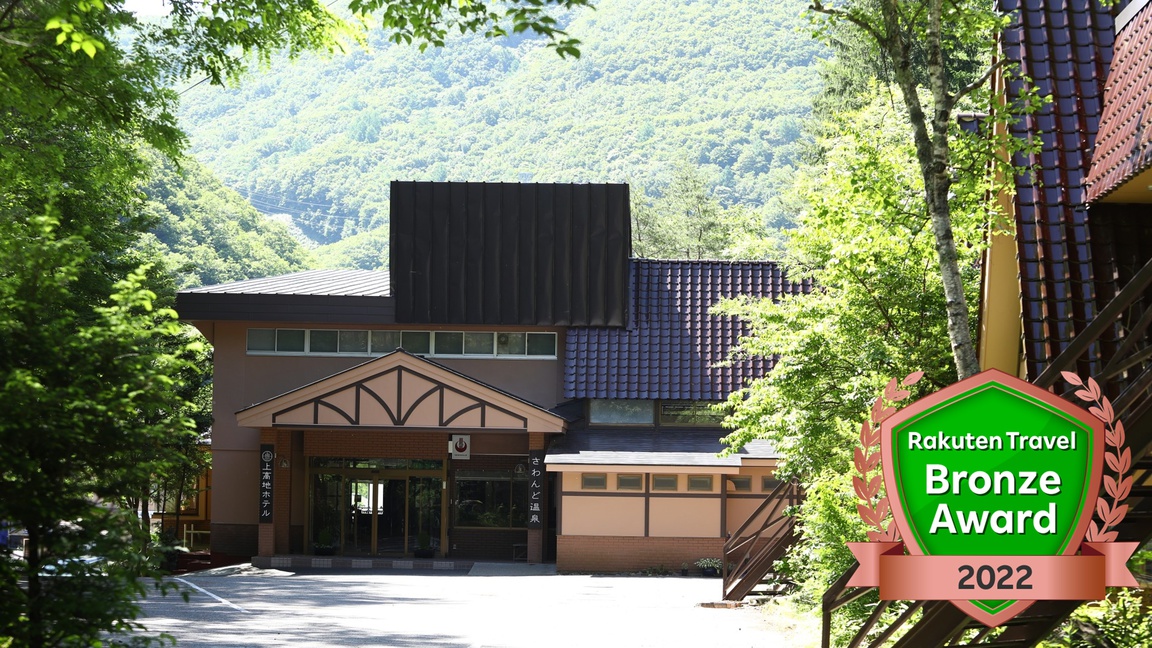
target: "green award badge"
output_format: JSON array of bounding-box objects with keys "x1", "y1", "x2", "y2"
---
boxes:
[{"x1": 846, "y1": 369, "x2": 1138, "y2": 627}]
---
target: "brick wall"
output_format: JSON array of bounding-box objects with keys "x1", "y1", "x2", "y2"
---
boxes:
[
  {"x1": 303, "y1": 430, "x2": 449, "y2": 459},
  {"x1": 556, "y1": 535, "x2": 724, "y2": 573},
  {"x1": 451, "y1": 528, "x2": 528, "y2": 560}
]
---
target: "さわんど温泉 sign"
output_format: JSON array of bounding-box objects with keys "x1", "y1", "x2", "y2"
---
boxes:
[{"x1": 847, "y1": 369, "x2": 1138, "y2": 627}]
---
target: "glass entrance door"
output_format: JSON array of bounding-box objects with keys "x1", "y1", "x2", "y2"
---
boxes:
[
  {"x1": 311, "y1": 473, "x2": 342, "y2": 555},
  {"x1": 309, "y1": 460, "x2": 445, "y2": 557},
  {"x1": 375, "y1": 479, "x2": 406, "y2": 555},
  {"x1": 408, "y1": 477, "x2": 442, "y2": 557},
  {"x1": 345, "y1": 478, "x2": 374, "y2": 556}
]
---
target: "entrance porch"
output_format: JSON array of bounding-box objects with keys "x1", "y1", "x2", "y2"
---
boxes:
[{"x1": 237, "y1": 350, "x2": 567, "y2": 563}]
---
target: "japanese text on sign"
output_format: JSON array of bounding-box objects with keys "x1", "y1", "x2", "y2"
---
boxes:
[
  {"x1": 527, "y1": 450, "x2": 545, "y2": 529},
  {"x1": 259, "y1": 444, "x2": 274, "y2": 523}
]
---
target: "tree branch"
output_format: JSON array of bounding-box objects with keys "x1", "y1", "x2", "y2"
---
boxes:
[
  {"x1": 810, "y1": 1, "x2": 886, "y2": 45},
  {"x1": 947, "y1": 57, "x2": 1010, "y2": 111},
  {"x1": 0, "y1": 0, "x2": 23, "y2": 28}
]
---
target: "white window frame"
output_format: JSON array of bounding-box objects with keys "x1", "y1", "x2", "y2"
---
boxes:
[{"x1": 246, "y1": 328, "x2": 557, "y2": 359}]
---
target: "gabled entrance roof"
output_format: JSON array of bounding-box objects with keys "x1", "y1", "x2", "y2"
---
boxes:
[{"x1": 236, "y1": 349, "x2": 566, "y2": 433}]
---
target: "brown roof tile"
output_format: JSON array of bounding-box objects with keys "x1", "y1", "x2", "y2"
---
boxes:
[
  {"x1": 1086, "y1": 1, "x2": 1152, "y2": 200},
  {"x1": 1001, "y1": 0, "x2": 1117, "y2": 379}
]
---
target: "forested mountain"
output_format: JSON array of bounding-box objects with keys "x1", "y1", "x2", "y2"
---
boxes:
[
  {"x1": 176, "y1": 0, "x2": 825, "y2": 268},
  {"x1": 137, "y1": 149, "x2": 314, "y2": 288}
]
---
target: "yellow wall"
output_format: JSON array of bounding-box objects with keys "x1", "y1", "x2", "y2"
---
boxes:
[{"x1": 979, "y1": 227, "x2": 1025, "y2": 376}]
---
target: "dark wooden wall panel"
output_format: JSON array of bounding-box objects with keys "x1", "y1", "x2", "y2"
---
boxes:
[{"x1": 391, "y1": 181, "x2": 630, "y2": 327}]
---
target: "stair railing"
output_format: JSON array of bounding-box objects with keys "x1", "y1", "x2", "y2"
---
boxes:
[{"x1": 721, "y1": 478, "x2": 801, "y2": 600}]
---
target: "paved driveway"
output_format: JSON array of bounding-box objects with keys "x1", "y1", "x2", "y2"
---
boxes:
[{"x1": 135, "y1": 563, "x2": 796, "y2": 647}]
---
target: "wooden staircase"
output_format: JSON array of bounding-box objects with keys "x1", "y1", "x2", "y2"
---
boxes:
[
  {"x1": 821, "y1": 256, "x2": 1152, "y2": 646},
  {"x1": 722, "y1": 478, "x2": 801, "y2": 601}
]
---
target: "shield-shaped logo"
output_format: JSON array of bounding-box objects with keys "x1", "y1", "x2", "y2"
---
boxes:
[{"x1": 880, "y1": 369, "x2": 1104, "y2": 626}]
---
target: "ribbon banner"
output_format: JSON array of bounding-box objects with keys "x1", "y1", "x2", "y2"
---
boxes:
[{"x1": 848, "y1": 541, "x2": 1138, "y2": 601}]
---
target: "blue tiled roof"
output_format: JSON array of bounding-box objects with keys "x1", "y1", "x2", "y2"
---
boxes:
[
  {"x1": 546, "y1": 427, "x2": 778, "y2": 466},
  {"x1": 564, "y1": 259, "x2": 810, "y2": 400}
]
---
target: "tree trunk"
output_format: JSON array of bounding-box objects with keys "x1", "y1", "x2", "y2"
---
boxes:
[
  {"x1": 140, "y1": 488, "x2": 151, "y2": 536},
  {"x1": 173, "y1": 470, "x2": 187, "y2": 547},
  {"x1": 26, "y1": 525, "x2": 43, "y2": 648},
  {"x1": 878, "y1": 0, "x2": 981, "y2": 380}
]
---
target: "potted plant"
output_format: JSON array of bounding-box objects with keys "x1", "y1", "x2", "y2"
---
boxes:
[
  {"x1": 695, "y1": 557, "x2": 722, "y2": 577},
  {"x1": 680, "y1": 562, "x2": 690, "y2": 577},
  {"x1": 412, "y1": 480, "x2": 438, "y2": 558},
  {"x1": 314, "y1": 528, "x2": 336, "y2": 556},
  {"x1": 414, "y1": 531, "x2": 435, "y2": 559}
]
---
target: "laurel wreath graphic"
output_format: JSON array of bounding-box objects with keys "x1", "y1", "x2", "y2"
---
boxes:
[
  {"x1": 1061, "y1": 371, "x2": 1131, "y2": 542},
  {"x1": 854, "y1": 370, "x2": 1130, "y2": 544},
  {"x1": 854, "y1": 371, "x2": 923, "y2": 542}
]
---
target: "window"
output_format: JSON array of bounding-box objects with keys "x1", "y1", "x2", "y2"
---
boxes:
[
  {"x1": 371, "y1": 330, "x2": 400, "y2": 354},
  {"x1": 247, "y1": 329, "x2": 276, "y2": 351},
  {"x1": 652, "y1": 475, "x2": 678, "y2": 491},
  {"x1": 247, "y1": 328, "x2": 555, "y2": 358},
  {"x1": 276, "y1": 329, "x2": 305, "y2": 352},
  {"x1": 401, "y1": 331, "x2": 431, "y2": 354},
  {"x1": 309, "y1": 457, "x2": 441, "y2": 471},
  {"x1": 688, "y1": 476, "x2": 713, "y2": 492},
  {"x1": 762, "y1": 477, "x2": 781, "y2": 492},
  {"x1": 616, "y1": 474, "x2": 643, "y2": 491},
  {"x1": 434, "y1": 331, "x2": 464, "y2": 355},
  {"x1": 465, "y1": 332, "x2": 494, "y2": 355},
  {"x1": 527, "y1": 333, "x2": 555, "y2": 356},
  {"x1": 310, "y1": 330, "x2": 338, "y2": 353},
  {"x1": 497, "y1": 332, "x2": 526, "y2": 355},
  {"x1": 581, "y1": 474, "x2": 607, "y2": 490},
  {"x1": 340, "y1": 330, "x2": 369, "y2": 353},
  {"x1": 728, "y1": 476, "x2": 752, "y2": 492},
  {"x1": 454, "y1": 470, "x2": 528, "y2": 528},
  {"x1": 660, "y1": 401, "x2": 725, "y2": 425},
  {"x1": 589, "y1": 400, "x2": 655, "y2": 425}
]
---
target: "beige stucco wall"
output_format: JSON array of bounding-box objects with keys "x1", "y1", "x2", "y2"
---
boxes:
[
  {"x1": 552, "y1": 467, "x2": 789, "y2": 571},
  {"x1": 561, "y1": 497, "x2": 646, "y2": 536},
  {"x1": 557, "y1": 466, "x2": 780, "y2": 541},
  {"x1": 206, "y1": 320, "x2": 565, "y2": 525},
  {"x1": 649, "y1": 498, "x2": 720, "y2": 537},
  {"x1": 725, "y1": 498, "x2": 763, "y2": 534}
]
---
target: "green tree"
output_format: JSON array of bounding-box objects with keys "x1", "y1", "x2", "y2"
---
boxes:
[
  {"x1": 312, "y1": 228, "x2": 390, "y2": 271},
  {"x1": 0, "y1": 216, "x2": 202, "y2": 648},
  {"x1": 808, "y1": 0, "x2": 1017, "y2": 380},
  {"x1": 715, "y1": 95, "x2": 986, "y2": 640},
  {"x1": 1, "y1": 1, "x2": 592, "y2": 644},
  {"x1": 173, "y1": 0, "x2": 824, "y2": 248},
  {"x1": 631, "y1": 163, "x2": 768, "y2": 260},
  {"x1": 138, "y1": 148, "x2": 314, "y2": 288}
]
